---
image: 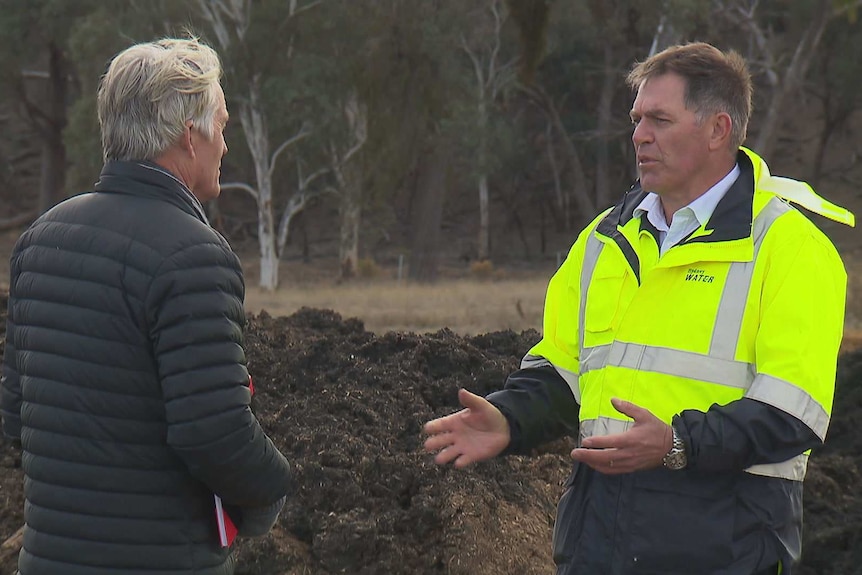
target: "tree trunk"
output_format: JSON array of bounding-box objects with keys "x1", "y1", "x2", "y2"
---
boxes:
[
  {"x1": 339, "y1": 194, "x2": 361, "y2": 280},
  {"x1": 334, "y1": 150, "x2": 363, "y2": 281},
  {"x1": 477, "y1": 93, "x2": 490, "y2": 261},
  {"x1": 525, "y1": 86, "x2": 595, "y2": 230},
  {"x1": 409, "y1": 140, "x2": 448, "y2": 282},
  {"x1": 334, "y1": 93, "x2": 367, "y2": 282},
  {"x1": 37, "y1": 41, "x2": 68, "y2": 214},
  {"x1": 594, "y1": 40, "x2": 614, "y2": 211},
  {"x1": 39, "y1": 137, "x2": 65, "y2": 214},
  {"x1": 240, "y1": 79, "x2": 279, "y2": 291},
  {"x1": 811, "y1": 114, "x2": 844, "y2": 188},
  {"x1": 477, "y1": 173, "x2": 490, "y2": 261}
]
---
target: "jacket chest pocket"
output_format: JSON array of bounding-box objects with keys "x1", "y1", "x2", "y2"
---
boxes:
[{"x1": 583, "y1": 267, "x2": 629, "y2": 334}]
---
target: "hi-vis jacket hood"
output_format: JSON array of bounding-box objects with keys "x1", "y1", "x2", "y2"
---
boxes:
[{"x1": 491, "y1": 147, "x2": 850, "y2": 574}]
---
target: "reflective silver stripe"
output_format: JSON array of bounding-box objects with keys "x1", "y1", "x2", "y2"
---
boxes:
[
  {"x1": 574, "y1": 196, "x2": 817, "y2": 482},
  {"x1": 710, "y1": 197, "x2": 791, "y2": 359},
  {"x1": 582, "y1": 416, "x2": 808, "y2": 481},
  {"x1": 745, "y1": 453, "x2": 808, "y2": 481},
  {"x1": 522, "y1": 354, "x2": 581, "y2": 403},
  {"x1": 605, "y1": 342, "x2": 754, "y2": 388},
  {"x1": 521, "y1": 354, "x2": 551, "y2": 370},
  {"x1": 579, "y1": 235, "x2": 605, "y2": 358},
  {"x1": 579, "y1": 344, "x2": 611, "y2": 374},
  {"x1": 579, "y1": 417, "x2": 631, "y2": 445},
  {"x1": 747, "y1": 373, "x2": 830, "y2": 440}
]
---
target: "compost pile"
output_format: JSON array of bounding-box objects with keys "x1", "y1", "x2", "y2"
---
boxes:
[{"x1": 1, "y1": 294, "x2": 861, "y2": 574}]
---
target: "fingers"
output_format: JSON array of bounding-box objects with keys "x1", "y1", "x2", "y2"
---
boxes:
[
  {"x1": 453, "y1": 453, "x2": 475, "y2": 469},
  {"x1": 580, "y1": 433, "x2": 623, "y2": 449},
  {"x1": 423, "y1": 409, "x2": 466, "y2": 436},
  {"x1": 423, "y1": 389, "x2": 484, "y2": 436},
  {"x1": 571, "y1": 447, "x2": 622, "y2": 474},
  {"x1": 423, "y1": 431, "x2": 453, "y2": 453},
  {"x1": 456, "y1": 388, "x2": 487, "y2": 411},
  {"x1": 433, "y1": 445, "x2": 462, "y2": 466},
  {"x1": 611, "y1": 397, "x2": 652, "y2": 421}
]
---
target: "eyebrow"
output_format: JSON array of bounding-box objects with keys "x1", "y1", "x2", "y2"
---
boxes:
[{"x1": 630, "y1": 108, "x2": 671, "y2": 120}]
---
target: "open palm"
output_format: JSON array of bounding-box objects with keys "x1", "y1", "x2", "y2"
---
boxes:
[{"x1": 423, "y1": 388, "x2": 511, "y2": 468}]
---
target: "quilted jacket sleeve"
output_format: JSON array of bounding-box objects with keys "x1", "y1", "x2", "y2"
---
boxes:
[{"x1": 146, "y1": 238, "x2": 291, "y2": 508}]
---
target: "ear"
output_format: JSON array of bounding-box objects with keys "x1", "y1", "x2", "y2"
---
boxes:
[
  {"x1": 181, "y1": 120, "x2": 196, "y2": 158},
  {"x1": 708, "y1": 112, "x2": 733, "y2": 151}
]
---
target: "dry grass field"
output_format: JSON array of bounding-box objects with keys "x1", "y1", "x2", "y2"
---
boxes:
[
  {"x1": 244, "y1": 275, "x2": 548, "y2": 335},
  {"x1": 240, "y1": 252, "x2": 552, "y2": 335}
]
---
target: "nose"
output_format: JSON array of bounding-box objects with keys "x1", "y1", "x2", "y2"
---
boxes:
[{"x1": 632, "y1": 120, "x2": 651, "y2": 147}]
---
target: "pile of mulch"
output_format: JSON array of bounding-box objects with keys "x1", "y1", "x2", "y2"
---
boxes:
[{"x1": 1, "y1": 294, "x2": 861, "y2": 574}]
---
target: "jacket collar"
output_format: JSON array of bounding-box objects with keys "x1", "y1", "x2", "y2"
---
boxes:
[
  {"x1": 609, "y1": 149, "x2": 755, "y2": 244},
  {"x1": 94, "y1": 160, "x2": 210, "y2": 225}
]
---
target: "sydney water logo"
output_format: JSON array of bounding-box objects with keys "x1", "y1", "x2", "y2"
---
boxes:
[{"x1": 685, "y1": 268, "x2": 715, "y2": 284}]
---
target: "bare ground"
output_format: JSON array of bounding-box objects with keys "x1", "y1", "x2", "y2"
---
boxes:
[{"x1": 2, "y1": 294, "x2": 862, "y2": 574}]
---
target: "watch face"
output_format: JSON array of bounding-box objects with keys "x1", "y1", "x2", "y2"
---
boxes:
[{"x1": 664, "y1": 451, "x2": 687, "y2": 470}]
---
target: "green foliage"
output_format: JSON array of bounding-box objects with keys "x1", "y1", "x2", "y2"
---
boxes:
[{"x1": 1, "y1": 0, "x2": 861, "y2": 263}]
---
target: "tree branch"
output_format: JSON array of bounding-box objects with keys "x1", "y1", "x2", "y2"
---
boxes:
[
  {"x1": 268, "y1": 124, "x2": 312, "y2": 180},
  {"x1": 219, "y1": 182, "x2": 259, "y2": 200},
  {"x1": 288, "y1": 0, "x2": 324, "y2": 19}
]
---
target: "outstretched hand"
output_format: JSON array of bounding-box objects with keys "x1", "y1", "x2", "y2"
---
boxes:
[
  {"x1": 423, "y1": 388, "x2": 511, "y2": 468},
  {"x1": 570, "y1": 398, "x2": 673, "y2": 475}
]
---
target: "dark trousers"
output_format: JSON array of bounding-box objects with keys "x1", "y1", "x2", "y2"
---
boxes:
[{"x1": 754, "y1": 566, "x2": 780, "y2": 575}]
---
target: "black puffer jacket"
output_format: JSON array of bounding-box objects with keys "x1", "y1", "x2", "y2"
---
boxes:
[{"x1": 0, "y1": 161, "x2": 292, "y2": 574}]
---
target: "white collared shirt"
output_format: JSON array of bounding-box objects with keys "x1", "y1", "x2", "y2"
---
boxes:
[{"x1": 634, "y1": 164, "x2": 740, "y2": 256}]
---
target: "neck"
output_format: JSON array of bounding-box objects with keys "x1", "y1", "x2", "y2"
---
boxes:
[
  {"x1": 660, "y1": 155, "x2": 736, "y2": 221},
  {"x1": 152, "y1": 150, "x2": 197, "y2": 200}
]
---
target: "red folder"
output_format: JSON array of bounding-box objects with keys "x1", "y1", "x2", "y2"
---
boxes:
[
  {"x1": 213, "y1": 373, "x2": 255, "y2": 547},
  {"x1": 214, "y1": 493, "x2": 238, "y2": 547}
]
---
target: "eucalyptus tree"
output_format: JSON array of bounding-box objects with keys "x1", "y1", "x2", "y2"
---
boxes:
[
  {"x1": 304, "y1": 0, "x2": 470, "y2": 281},
  {"x1": 196, "y1": 0, "x2": 328, "y2": 290},
  {"x1": 460, "y1": 0, "x2": 518, "y2": 262}
]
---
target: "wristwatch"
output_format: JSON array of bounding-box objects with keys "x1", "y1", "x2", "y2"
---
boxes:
[{"x1": 662, "y1": 425, "x2": 688, "y2": 470}]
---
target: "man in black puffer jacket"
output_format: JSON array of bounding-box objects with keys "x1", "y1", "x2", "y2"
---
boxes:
[{"x1": 0, "y1": 37, "x2": 292, "y2": 575}]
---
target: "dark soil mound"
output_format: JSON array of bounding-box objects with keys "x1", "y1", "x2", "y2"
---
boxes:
[{"x1": 1, "y1": 297, "x2": 861, "y2": 574}]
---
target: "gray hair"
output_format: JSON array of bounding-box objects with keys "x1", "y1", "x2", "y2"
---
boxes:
[{"x1": 97, "y1": 37, "x2": 222, "y2": 161}]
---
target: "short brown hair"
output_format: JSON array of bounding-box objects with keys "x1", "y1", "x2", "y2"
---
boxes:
[{"x1": 626, "y1": 42, "x2": 752, "y2": 150}]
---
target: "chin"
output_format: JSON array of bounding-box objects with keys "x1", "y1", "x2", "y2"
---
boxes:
[{"x1": 639, "y1": 178, "x2": 657, "y2": 193}]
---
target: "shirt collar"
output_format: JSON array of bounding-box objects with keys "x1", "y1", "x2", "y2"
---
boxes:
[{"x1": 634, "y1": 163, "x2": 740, "y2": 229}]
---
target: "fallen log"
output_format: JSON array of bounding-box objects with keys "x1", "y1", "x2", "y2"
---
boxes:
[{"x1": 0, "y1": 525, "x2": 23, "y2": 564}]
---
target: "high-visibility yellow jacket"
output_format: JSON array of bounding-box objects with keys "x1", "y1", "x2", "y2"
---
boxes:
[{"x1": 488, "y1": 148, "x2": 851, "y2": 575}]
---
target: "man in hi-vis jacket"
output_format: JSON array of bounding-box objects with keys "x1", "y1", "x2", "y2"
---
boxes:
[{"x1": 424, "y1": 42, "x2": 853, "y2": 575}]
